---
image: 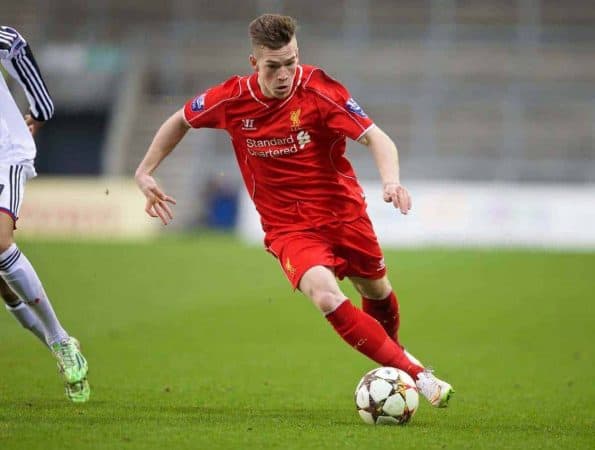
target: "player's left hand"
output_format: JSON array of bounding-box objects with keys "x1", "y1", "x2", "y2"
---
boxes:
[
  {"x1": 24, "y1": 114, "x2": 44, "y2": 136},
  {"x1": 383, "y1": 182, "x2": 412, "y2": 215},
  {"x1": 135, "y1": 173, "x2": 177, "y2": 225}
]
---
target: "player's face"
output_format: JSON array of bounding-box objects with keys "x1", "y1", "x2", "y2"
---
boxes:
[{"x1": 251, "y1": 37, "x2": 299, "y2": 99}]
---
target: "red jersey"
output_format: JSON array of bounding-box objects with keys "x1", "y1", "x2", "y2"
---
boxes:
[{"x1": 183, "y1": 64, "x2": 375, "y2": 236}]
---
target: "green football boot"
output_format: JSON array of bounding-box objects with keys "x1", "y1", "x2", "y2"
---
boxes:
[
  {"x1": 65, "y1": 378, "x2": 90, "y2": 403},
  {"x1": 51, "y1": 337, "x2": 88, "y2": 384}
]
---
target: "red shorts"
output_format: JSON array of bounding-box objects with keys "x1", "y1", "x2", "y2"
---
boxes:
[{"x1": 265, "y1": 215, "x2": 387, "y2": 289}]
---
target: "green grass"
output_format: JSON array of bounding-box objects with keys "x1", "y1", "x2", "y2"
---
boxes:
[{"x1": 0, "y1": 234, "x2": 593, "y2": 449}]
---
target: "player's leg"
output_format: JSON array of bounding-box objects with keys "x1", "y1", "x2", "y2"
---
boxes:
[
  {"x1": 0, "y1": 165, "x2": 89, "y2": 401},
  {"x1": 350, "y1": 275, "x2": 402, "y2": 345},
  {"x1": 0, "y1": 213, "x2": 69, "y2": 346},
  {"x1": 268, "y1": 231, "x2": 424, "y2": 377},
  {"x1": 0, "y1": 276, "x2": 47, "y2": 344},
  {"x1": 339, "y1": 218, "x2": 454, "y2": 407},
  {"x1": 349, "y1": 274, "x2": 453, "y2": 407},
  {"x1": 0, "y1": 214, "x2": 87, "y2": 380},
  {"x1": 298, "y1": 264, "x2": 424, "y2": 379},
  {"x1": 351, "y1": 275, "x2": 423, "y2": 362}
]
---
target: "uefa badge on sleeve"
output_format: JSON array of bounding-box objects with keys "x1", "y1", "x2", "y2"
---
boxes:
[{"x1": 191, "y1": 93, "x2": 206, "y2": 112}]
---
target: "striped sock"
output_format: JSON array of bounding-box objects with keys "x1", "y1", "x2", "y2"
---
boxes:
[{"x1": 0, "y1": 244, "x2": 68, "y2": 345}]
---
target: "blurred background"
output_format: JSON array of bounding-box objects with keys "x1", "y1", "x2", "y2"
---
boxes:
[{"x1": 3, "y1": 0, "x2": 595, "y2": 247}]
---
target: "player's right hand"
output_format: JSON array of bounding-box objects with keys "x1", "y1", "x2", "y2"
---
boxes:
[
  {"x1": 135, "y1": 173, "x2": 177, "y2": 225},
  {"x1": 24, "y1": 114, "x2": 44, "y2": 136}
]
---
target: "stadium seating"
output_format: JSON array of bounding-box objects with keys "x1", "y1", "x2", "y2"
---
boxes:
[{"x1": 3, "y1": 1, "x2": 594, "y2": 227}]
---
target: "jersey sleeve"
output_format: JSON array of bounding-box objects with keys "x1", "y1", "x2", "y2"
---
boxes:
[
  {"x1": 0, "y1": 25, "x2": 54, "y2": 121},
  {"x1": 183, "y1": 76, "x2": 242, "y2": 129},
  {"x1": 305, "y1": 69, "x2": 374, "y2": 141}
]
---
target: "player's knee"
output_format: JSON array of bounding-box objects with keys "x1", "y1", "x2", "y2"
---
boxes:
[
  {"x1": 354, "y1": 277, "x2": 392, "y2": 300},
  {"x1": 310, "y1": 290, "x2": 345, "y2": 314},
  {"x1": 364, "y1": 284, "x2": 391, "y2": 300},
  {"x1": 0, "y1": 235, "x2": 14, "y2": 254},
  {"x1": 0, "y1": 215, "x2": 15, "y2": 254},
  {"x1": 0, "y1": 242, "x2": 13, "y2": 254}
]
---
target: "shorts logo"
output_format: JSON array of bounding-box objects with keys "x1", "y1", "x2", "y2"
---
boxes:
[
  {"x1": 191, "y1": 93, "x2": 206, "y2": 112},
  {"x1": 241, "y1": 118, "x2": 257, "y2": 130},
  {"x1": 346, "y1": 97, "x2": 367, "y2": 117},
  {"x1": 290, "y1": 108, "x2": 301, "y2": 130},
  {"x1": 297, "y1": 130, "x2": 311, "y2": 149},
  {"x1": 284, "y1": 258, "x2": 296, "y2": 278},
  {"x1": 378, "y1": 258, "x2": 386, "y2": 271}
]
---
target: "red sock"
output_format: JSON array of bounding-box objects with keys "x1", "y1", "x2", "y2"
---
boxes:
[
  {"x1": 326, "y1": 300, "x2": 423, "y2": 379},
  {"x1": 362, "y1": 291, "x2": 400, "y2": 345}
]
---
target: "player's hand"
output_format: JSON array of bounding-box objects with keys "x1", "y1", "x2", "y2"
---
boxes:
[
  {"x1": 135, "y1": 173, "x2": 177, "y2": 225},
  {"x1": 24, "y1": 114, "x2": 44, "y2": 136},
  {"x1": 383, "y1": 182, "x2": 412, "y2": 215}
]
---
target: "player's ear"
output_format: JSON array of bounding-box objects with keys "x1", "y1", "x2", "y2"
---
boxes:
[{"x1": 249, "y1": 54, "x2": 258, "y2": 71}]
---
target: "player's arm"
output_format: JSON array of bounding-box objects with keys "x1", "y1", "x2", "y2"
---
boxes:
[
  {"x1": 358, "y1": 126, "x2": 412, "y2": 215},
  {"x1": 0, "y1": 26, "x2": 54, "y2": 135},
  {"x1": 134, "y1": 108, "x2": 189, "y2": 225}
]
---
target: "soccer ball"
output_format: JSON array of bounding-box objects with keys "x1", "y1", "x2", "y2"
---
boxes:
[{"x1": 354, "y1": 366, "x2": 419, "y2": 425}]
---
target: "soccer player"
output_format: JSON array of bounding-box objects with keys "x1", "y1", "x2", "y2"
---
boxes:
[
  {"x1": 0, "y1": 26, "x2": 90, "y2": 402},
  {"x1": 135, "y1": 14, "x2": 453, "y2": 407}
]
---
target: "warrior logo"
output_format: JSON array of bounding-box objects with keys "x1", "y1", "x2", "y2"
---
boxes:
[{"x1": 241, "y1": 118, "x2": 257, "y2": 130}]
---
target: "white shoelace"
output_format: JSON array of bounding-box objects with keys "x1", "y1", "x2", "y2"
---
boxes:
[{"x1": 56, "y1": 341, "x2": 77, "y2": 368}]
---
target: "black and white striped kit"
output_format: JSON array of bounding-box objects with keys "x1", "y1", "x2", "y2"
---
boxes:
[{"x1": 0, "y1": 26, "x2": 53, "y2": 121}]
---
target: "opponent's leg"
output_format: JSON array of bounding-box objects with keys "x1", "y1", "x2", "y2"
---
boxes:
[
  {"x1": 0, "y1": 207, "x2": 89, "y2": 401},
  {"x1": 0, "y1": 242, "x2": 68, "y2": 346},
  {"x1": 1, "y1": 277, "x2": 47, "y2": 344}
]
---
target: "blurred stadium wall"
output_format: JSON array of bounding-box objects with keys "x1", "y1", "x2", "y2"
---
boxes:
[{"x1": 3, "y1": 1, "x2": 594, "y2": 247}]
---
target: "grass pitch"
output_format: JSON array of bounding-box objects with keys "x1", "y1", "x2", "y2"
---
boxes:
[{"x1": 0, "y1": 234, "x2": 593, "y2": 449}]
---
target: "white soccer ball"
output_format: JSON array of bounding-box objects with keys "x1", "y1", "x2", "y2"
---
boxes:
[{"x1": 354, "y1": 366, "x2": 419, "y2": 425}]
